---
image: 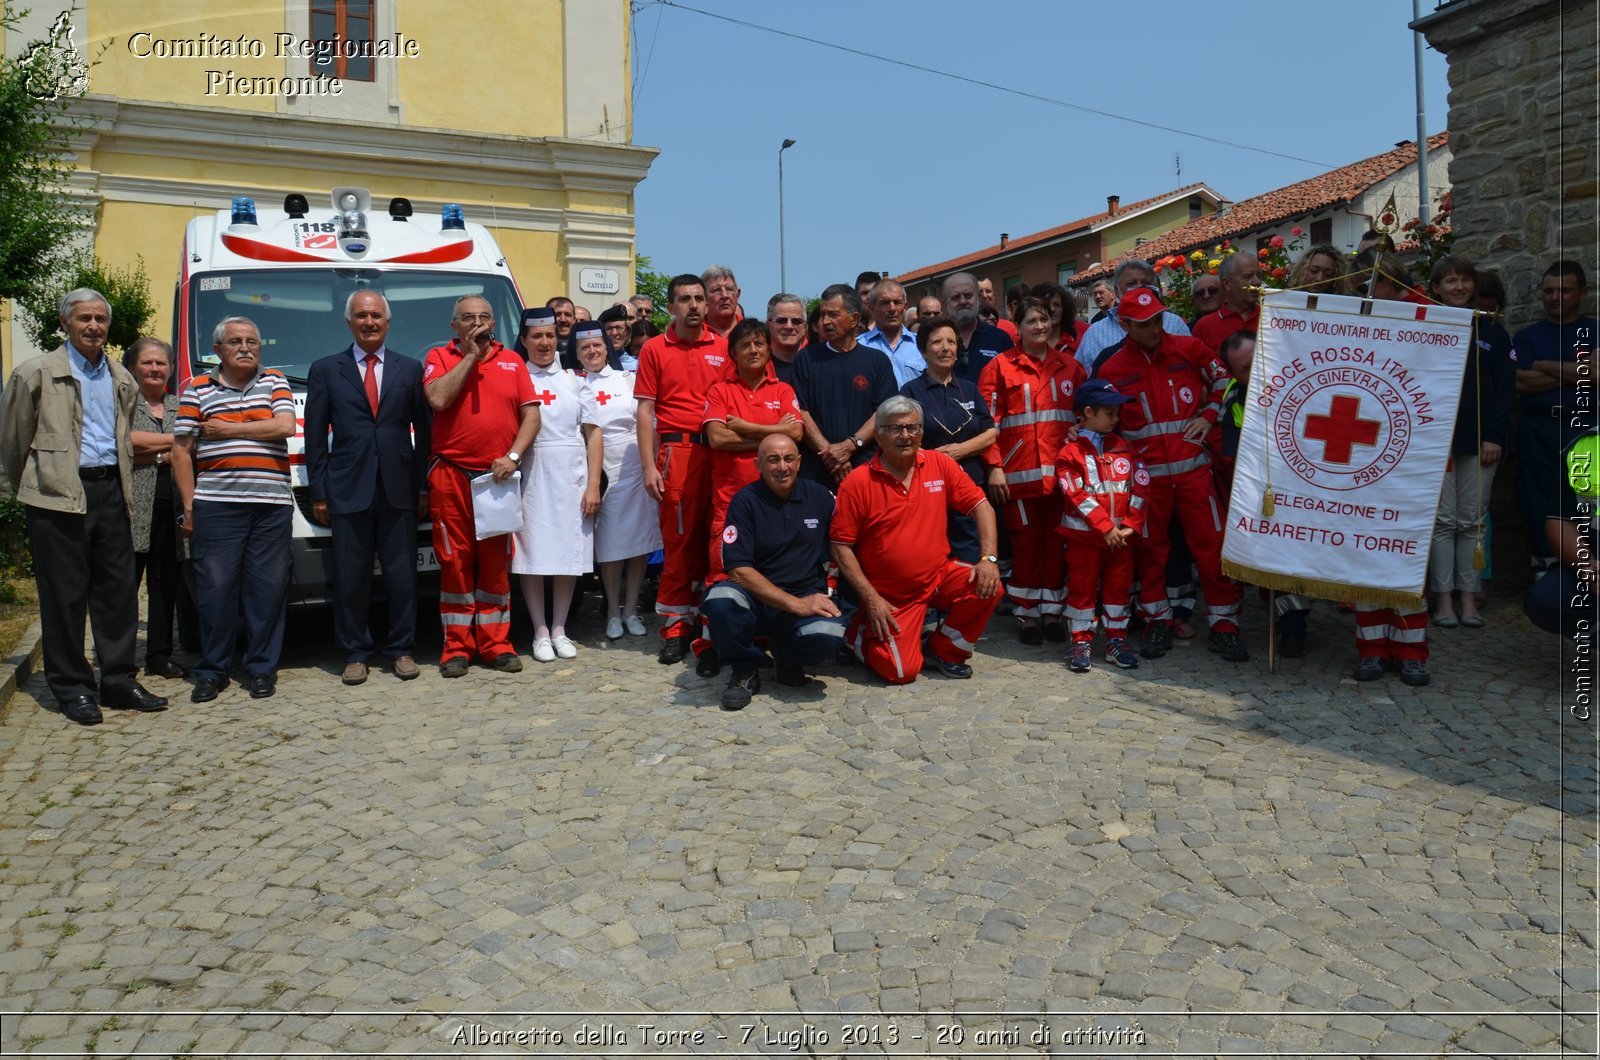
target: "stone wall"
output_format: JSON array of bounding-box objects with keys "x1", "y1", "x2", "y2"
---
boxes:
[{"x1": 1416, "y1": 0, "x2": 1598, "y2": 334}]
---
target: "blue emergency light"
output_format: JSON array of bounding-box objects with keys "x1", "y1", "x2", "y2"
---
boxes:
[
  {"x1": 441, "y1": 203, "x2": 465, "y2": 231},
  {"x1": 230, "y1": 197, "x2": 258, "y2": 226}
]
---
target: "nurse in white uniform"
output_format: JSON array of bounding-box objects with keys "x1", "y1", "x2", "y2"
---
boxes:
[
  {"x1": 575, "y1": 325, "x2": 661, "y2": 640},
  {"x1": 512, "y1": 310, "x2": 602, "y2": 662}
]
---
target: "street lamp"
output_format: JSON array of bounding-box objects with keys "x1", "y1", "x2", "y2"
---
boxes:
[{"x1": 778, "y1": 138, "x2": 796, "y2": 291}]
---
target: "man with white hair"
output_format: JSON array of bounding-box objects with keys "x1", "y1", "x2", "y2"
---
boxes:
[
  {"x1": 1, "y1": 287, "x2": 169, "y2": 724},
  {"x1": 1075, "y1": 258, "x2": 1192, "y2": 374}
]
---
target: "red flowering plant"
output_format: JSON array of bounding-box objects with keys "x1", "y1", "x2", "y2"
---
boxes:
[
  {"x1": 1151, "y1": 240, "x2": 1237, "y2": 321},
  {"x1": 1400, "y1": 194, "x2": 1454, "y2": 278},
  {"x1": 1255, "y1": 227, "x2": 1307, "y2": 291}
]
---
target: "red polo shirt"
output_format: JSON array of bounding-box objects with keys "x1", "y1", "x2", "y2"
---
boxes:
[
  {"x1": 832, "y1": 448, "x2": 987, "y2": 603},
  {"x1": 1190, "y1": 304, "x2": 1260, "y2": 357},
  {"x1": 634, "y1": 326, "x2": 730, "y2": 432},
  {"x1": 702, "y1": 364, "x2": 802, "y2": 507},
  {"x1": 422, "y1": 340, "x2": 537, "y2": 467}
]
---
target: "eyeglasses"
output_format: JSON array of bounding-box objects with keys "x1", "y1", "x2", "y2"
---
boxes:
[
  {"x1": 881, "y1": 423, "x2": 923, "y2": 436},
  {"x1": 220, "y1": 337, "x2": 260, "y2": 348},
  {"x1": 455, "y1": 313, "x2": 493, "y2": 323},
  {"x1": 770, "y1": 317, "x2": 805, "y2": 326}
]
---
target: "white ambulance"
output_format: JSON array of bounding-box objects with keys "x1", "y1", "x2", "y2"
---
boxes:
[{"x1": 174, "y1": 188, "x2": 524, "y2": 606}]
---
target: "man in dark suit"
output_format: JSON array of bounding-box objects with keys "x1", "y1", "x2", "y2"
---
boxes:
[{"x1": 304, "y1": 290, "x2": 432, "y2": 684}]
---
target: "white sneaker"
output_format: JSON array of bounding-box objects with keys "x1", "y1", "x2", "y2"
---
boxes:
[
  {"x1": 624, "y1": 614, "x2": 648, "y2": 637},
  {"x1": 551, "y1": 635, "x2": 578, "y2": 659},
  {"x1": 605, "y1": 617, "x2": 624, "y2": 640},
  {"x1": 532, "y1": 637, "x2": 556, "y2": 663}
]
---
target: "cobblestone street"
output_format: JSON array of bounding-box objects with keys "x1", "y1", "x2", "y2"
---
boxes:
[{"x1": 0, "y1": 595, "x2": 1594, "y2": 1057}]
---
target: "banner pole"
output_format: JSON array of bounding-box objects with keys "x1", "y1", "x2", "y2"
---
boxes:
[{"x1": 1267, "y1": 590, "x2": 1277, "y2": 674}]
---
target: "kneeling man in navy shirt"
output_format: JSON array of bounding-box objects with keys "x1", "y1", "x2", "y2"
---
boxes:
[{"x1": 703, "y1": 434, "x2": 846, "y2": 711}]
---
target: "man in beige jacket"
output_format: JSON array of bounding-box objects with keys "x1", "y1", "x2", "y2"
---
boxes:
[{"x1": 0, "y1": 288, "x2": 168, "y2": 725}]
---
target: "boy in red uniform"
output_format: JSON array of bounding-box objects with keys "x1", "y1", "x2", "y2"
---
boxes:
[
  {"x1": 1056, "y1": 380, "x2": 1149, "y2": 673},
  {"x1": 1095, "y1": 288, "x2": 1247, "y2": 661},
  {"x1": 635, "y1": 274, "x2": 730, "y2": 664},
  {"x1": 422, "y1": 298, "x2": 541, "y2": 676}
]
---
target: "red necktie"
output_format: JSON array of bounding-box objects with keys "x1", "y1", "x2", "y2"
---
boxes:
[{"x1": 363, "y1": 352, "x2": 380, "y2": 416}]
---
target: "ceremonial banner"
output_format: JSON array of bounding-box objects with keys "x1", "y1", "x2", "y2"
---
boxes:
[{"x1": 1222, "y1": 291, "x2": 1475, "y2": 608}]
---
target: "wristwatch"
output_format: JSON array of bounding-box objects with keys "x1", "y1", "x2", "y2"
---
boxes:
[
  {"x1": 980, "y1": 554, "x2": 999, "y2": 564},
  {"x1": 849, "y1": 435, "x2": 864, "y2": 449},
  {"x1": 155, "y1": 451, "x2": 165, "y2": 465},
  {"x1": 506, "y1": 451, "x2": 521, "y2": 463}
]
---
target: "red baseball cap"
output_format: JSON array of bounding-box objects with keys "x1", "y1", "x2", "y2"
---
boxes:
[{"x1": 1117, "y1": 288, "x2": 1166, "y2": 323}]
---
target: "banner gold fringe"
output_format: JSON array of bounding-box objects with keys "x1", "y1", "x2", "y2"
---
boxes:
[{"x1": 1221, "y1": 560, "x2": 1425, "y2": 611}]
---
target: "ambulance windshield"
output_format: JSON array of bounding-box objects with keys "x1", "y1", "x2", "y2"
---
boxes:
[{"x1": 187, "y1": 268, "x2": 523, "y2": 381}]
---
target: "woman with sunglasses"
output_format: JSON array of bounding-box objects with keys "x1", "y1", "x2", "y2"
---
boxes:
[
  {"x1": 979, "y1": 297, "x2": 1087, "y2": 644},
  {"x1": 900, "y1": 316, "x2": 998, "y2": 563}
]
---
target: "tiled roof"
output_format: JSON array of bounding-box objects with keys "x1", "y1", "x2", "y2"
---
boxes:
[
  {"x1": 1070, "y1": 133, "x2": 1450, "y2": 284},
  {"x1": 894, "y1": 183, "x2": 1221, "y2": 285}
]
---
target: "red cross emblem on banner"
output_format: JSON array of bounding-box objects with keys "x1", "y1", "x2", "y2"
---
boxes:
[
  {"x1": 1302, "y1": 394, "x2": 1380, "y2": 464},
  {"x1": 595, "y1": 391, "x2": 611, "y2": 405},
  {"x1": 533, "y1": 388, "x2": 557, "y2": 405}
]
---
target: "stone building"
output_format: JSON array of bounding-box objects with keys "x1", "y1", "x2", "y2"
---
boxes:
[{"x1": 1414, "y1": 0, "x2": 1598, "y2": 332}]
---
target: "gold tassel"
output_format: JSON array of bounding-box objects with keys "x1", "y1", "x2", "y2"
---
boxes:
[
  {"x1": 1473, "y1": 543, "x2": 1485, "y2": 570},
  {"x1": 1262, "y1": 493, "x2": 1274, "y2": 517}
]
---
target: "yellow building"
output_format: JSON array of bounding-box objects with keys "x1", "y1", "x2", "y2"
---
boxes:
[{"x1": 2, "y1": 0, "x2": 655, "y2": 370}]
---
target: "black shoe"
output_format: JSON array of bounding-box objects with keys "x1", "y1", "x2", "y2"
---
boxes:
[
  {"x1": 695, "y1": 646, "x2": 722, "y2": 678},
  {"x1": 1399, "y1": 659, "x2": 1431, "y2": 686},
  {"x1": 1208, "y1": 630, "x2": 1249, "y2": 662},
  {"x1": 658, "y1": 637, "x2": 688, "y2": 665},
  {"x1": 1277, "y1": 634, "x2": 1306, "y2": 659},
  {"x1": 247, "y1": 673, "x2": 276, "y2": 699},
  {"x1": 54, "y1": 695, "x2": 103, "y2": 726},
  {"x1": 1141, "y1": 621, "x2": 1173, "y2": 659},
  {"x1": 1019, "y1": 623, "x2": 1044, "y2": 646},
  {"x1": 440, "y1": 656, "x2": 470, "y2": 678},
  {"x1": 772, "y1": 648, "x2": 808, "y2": 687},
  {"x1": 924, "y1": 656, "x2": 973, "y2": 679},
  {"x1": 190, "y1": 675, "x2": 230, "y2": 703},
  {"x1": 1353, "y1": 656, "x2": 1385, "y2": 681},
  {"x1": 1041, "y1": 621, "x2": 1067, "y2": 644},
  {"x1": 488, "y1": 652, "x2": 523, "y2": 673},
  {"x1": 144, "y1": 660, "x2": 188, "y2": 680},
  {"x1": 835, "y1": 643, "x2": 858, "y2": 666},
  {"x1": 721, "y1": 669, "x2": 759, "y2": 711},
  {"x1": 101, "y1": 682, "x2": 168, "y2": 712}
]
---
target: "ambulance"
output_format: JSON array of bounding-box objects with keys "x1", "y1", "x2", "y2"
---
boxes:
[{"x1": 174, "y1": 187, "x2": 524, "y2": 606}]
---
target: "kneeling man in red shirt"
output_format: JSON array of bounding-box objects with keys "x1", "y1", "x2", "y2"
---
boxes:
[{"x1": 831, "y1": 395, "x2": 1002, "y2": 682}]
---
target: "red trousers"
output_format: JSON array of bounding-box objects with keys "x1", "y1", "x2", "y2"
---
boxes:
[
  {"x1": 1063, "y1": 534, "x2": 1136, "y2": 644},
  {"x1": 849, "y1": 560, "x2": 1000, "y2": 685},
  {"x1": 429, "y1": 462, "x2": 514, "y2": 662},
  {"x1": 655, "y1": 441, "x2": 713, "y2": 639},
  {"x1": 1133, "y1": 468, "x2": 1240, "y2": 633},
  {"x1": 1003, "y1": 495, "x2": 1065, "y2": 620},
  {"x1": 1354, "y1": 604, "x2": 1429, "y2": 662}
]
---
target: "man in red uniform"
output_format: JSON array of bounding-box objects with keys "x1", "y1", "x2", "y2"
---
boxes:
[
  {"x1": 703, "y1": 265, "x2": 743, "y2": 338},
  {"x1": 1190, "y1": 254, "x2": 1261, "y2": 356},
  {"x1": 832, "y1": 396, "x2": 1003, "y2": 684},
  {"x1": 423, "y1": 297, "x2": 541, "y2": 676},
  {"x1": 1095, "y1": 289, "x2": 1247, "y2": 661},
  {"x1": 636, "y1": 274, "x2": 730, "y2": 664}
]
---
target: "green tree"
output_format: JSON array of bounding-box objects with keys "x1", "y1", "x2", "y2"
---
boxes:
[
  {"x1": 19, "y1": 255, "x2": 155, "y2": 355},
  {"x1": 634, "y1": 254, "x2": 670, "y2": 332},
  {"x1": 0, "y1": 4, "x2": 89, "y2": 332}
]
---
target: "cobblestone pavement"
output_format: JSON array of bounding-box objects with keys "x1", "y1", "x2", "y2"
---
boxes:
[{"x1": 0, "y1": 591, "x2": 1594, "y2": 1058}]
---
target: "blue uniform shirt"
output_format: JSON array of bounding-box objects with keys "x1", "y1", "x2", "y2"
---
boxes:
[
  {"x1": 899, "y1": 370, "x2": 993, "y2": 488},
  {"x1": 719, "y1": 477, "x2": 835, "y2": 597},
  {"x1": 952, "y1": 321, "x2": 1014, "y2": 384},
  {"x1": 859, "y1": 326, "x2": 925, "y2": 388},
  {"x1": 67, "y1": 342, "x2": 118, "y2": 468},
  {"x1": 1512, "y1": 315, "x2": 1596, "y2": 414}
]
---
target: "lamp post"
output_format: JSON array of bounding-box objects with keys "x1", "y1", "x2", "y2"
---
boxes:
[{"x1": 778, "y1": 138, "x2": 796, "y2": 291}]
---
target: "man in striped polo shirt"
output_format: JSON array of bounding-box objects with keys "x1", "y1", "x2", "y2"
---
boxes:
[{"x1": 172, "y1": 317, "x2": 297, "y2": 703}]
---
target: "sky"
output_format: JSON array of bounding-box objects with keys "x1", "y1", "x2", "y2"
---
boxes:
[{"x1": 628, "y1": 0, "x2": 1453, "y2": 305}]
